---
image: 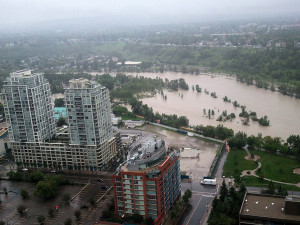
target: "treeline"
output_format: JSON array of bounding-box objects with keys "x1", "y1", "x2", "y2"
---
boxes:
[
  {"x1": 114, "y1": 101, "x2": 189, "y2": 129},
  {"x1": 97, "y1": 73, "x2": 189, "y2": 101},
  {"x1": 44, "y1": 73, "x2": 92, "y2": 93},
  {"x1": 228, "y1": 132, "x2": 300, "y2": 156},
  {"x1": 194, "y1": 124, "x2": 234, "y2": 140},
  {"x1": 117, "y1": 42, "x2": 300, "y2": 98},
  {"x1": 7, "y1": 170, "x2": 69, "y2": 200},
  {"x1": 208, "y1": 180, "x2": 246, "y2": 225}
]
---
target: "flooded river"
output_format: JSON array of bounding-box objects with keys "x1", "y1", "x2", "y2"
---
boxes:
[
  {"x1": 136, "y1": 72, "x2": 300, "y2": 140},
  {"x1": 52, "y1": 72, "x2": 300, "y2": 140}
]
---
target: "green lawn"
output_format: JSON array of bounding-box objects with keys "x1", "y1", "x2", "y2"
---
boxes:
[
  {"x1": 241, "y1": 176, "x2": 300, "y2": 191},
  {"x1": 222, "y1": 148, "x2": 257, "y2": 178},
  {"x1": 250, "y1": 149, "x2": 300, "y2": 184}
]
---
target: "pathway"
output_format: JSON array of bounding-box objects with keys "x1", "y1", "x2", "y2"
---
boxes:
[{"x1": 240, "y1": 148, "x2": 300, "y2": 188}]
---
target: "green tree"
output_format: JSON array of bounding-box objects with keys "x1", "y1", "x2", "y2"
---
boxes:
[
  {"x1": 220, "y1": 180, "x2": 228, "y2": 202},
  {"x1": 74, "y1": 210, "x2": 81, "y2": 221},
  {"x1": 64, "y1": 218, "x2": 72, "y2": 225},
  {"x1": 239, "y1": 183, "x2": 247, "y2": 194},
  {"x1": 89, "y1": 198, "x2": 96, "y2": 208},
  {"x1": 144, "y1": 217, "x2": 154, "y2": 225},
  {"x1": 62, "y1": 193, "x2": 71, "y2": 206},
  {"x1": 17, "y1": 205, "x2": 26, "y2": 216},
  {"x1": 37, "y1": 215, "x2": 45, "y2": 225},
  {"x1": 113, "y1": 105, "x2": 128, "y2": 116},
  {"x1": 183, "y1": 189, "x2": 192, "y2": 204},
  {"x1": 20, "y1": 190, "x2": 29, "y2": 199},
  {"x1": 48, "y1": 208, "x2": 55, "y2": 218},
  {"x1": 57, "y1": 117, "x2": 67, "y2": 127},
  {"x1": 131, "y1": 213, "x2": 144, "y2": 223},
  {"x1": 54, "y1": 98, "x2": 65, "y2": 107},
  {"x1": 30, "y1": 170, "x2": 45, "y2": 182}
]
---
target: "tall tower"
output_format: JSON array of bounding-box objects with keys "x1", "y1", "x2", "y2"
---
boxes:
[
  {"x1": 65, "y1": 79, "x2": 116, "y2": 168},
  {"x1": 65, "y1": 78, "x2": 113, "y2": 146},
  {"x1": 2, "y1": 70, "x2": 56, "y2": 142}
]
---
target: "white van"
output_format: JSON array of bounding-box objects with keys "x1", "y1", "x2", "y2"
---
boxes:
[{"x1": 201, "y1": 179, "x2": 217, "y2": 186}]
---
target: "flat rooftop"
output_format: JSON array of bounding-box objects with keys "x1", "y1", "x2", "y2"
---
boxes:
[
  {"x1": 118, "y1": 137, "x2": 168, "y2": 173},
  {"x1": 240, "y1": 193, "x2": 300, "y2": 223}
]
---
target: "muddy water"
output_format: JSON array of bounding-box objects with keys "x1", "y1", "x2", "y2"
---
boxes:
[
  {"x1": 136, "y1": 72, "x2": 300, "y2": 140},
  {"x1": 140, "y1": 124, "x2": 219, "y2": 179}
]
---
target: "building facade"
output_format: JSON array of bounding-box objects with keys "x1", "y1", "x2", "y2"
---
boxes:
[
  {"x1": 112, "y1": 138, "x2": 181, "y2": 225},
  {"x1": 3, "y1": 70, "x2": 56, "y2": 142},
  {"x1": 3, "y1": 71, "x2": 117, "y2": 171}
]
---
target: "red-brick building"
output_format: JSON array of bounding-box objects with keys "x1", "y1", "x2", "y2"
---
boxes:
[{"x1": 112, "y1": 138, "x2": 181, "y2": 225}]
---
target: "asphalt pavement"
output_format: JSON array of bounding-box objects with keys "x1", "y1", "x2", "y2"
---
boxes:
[{"x1": 180, "y1": 181, "x2": 217, "y2": 225}]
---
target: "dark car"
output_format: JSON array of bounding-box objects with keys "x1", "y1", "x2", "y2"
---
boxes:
[
  {"x1": 96, "y1": 178, "x2": 104, "y2": 182},
  {"x1": 101, "y1": 185, "x2": 108, "y2": 190}
]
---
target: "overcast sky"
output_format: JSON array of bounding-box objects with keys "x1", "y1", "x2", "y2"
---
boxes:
[{"x1": 1, "y1": 0, "x2": 300, "y2": 30}]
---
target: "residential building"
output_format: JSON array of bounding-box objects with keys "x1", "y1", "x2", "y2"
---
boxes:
[
  {"x1": 0, "y1": 127, "x2": 10, "y2": 158},
  {"x1": 3, "y1": 70, "x2": 56, "y2": 142},
  {"x1": 239, "y1": 192, "x2": 300, "y2": 225},
  {"x1": 3, "y1": 71, "x2": 117, "y2": 171},
  {"x1": 112, "y1": 137, "x2": 181, "y2": 225}
]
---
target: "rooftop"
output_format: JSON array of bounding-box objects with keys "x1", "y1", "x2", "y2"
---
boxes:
[
  {"x1": 10, "y1": 69, "x2": 33, "y2": 77},
  {"x1": 240, "y1": 193, "x2": 300, "y2": 223},
  {"x1": 117, "y1": 137, "x2": 168, "y2": 173}
]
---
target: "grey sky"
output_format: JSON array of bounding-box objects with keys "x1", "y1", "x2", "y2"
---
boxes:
[{"x1": 1, "y1": 0, "x2": 300, "y2": 28}]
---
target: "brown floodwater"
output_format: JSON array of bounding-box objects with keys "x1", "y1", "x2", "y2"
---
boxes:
[{"x1": 136, "y1": 72, "x2": 300, "y2": 140}]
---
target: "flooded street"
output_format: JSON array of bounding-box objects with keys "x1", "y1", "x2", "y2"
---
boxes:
[{"x1": 137, "y1": 72, "x2": 300, "y2": 140}]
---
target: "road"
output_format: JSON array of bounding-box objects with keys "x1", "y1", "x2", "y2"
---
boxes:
[{"x1": 180, "y1": 181, "x2": 217, "y2": 225}]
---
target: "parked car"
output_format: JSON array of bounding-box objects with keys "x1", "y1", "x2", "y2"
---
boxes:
[{"x1": 200, "y1": 179, "x2": 217, "y2": 186}]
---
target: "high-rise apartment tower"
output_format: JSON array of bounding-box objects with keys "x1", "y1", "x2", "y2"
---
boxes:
[{"x1": 3, "y1": 70, "x2": 56, "y2": 143}]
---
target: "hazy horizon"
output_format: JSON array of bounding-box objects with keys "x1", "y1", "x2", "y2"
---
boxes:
[{"x1": 1, "y1": 0, "x2": 300, "y2": 33}]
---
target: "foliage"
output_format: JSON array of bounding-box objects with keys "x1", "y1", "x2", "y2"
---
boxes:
[
  {"x1": 89, "y1": 198, "x2": 96, "y2": 208},
  {"x1": 62, "y1": 193, "x2": 71, "y2": 206},
  {"x1": 208, "y1": 182, "x2": 245, "y2": 225},
  {"x1": 37, "y1": 215, "x2": 46, "y2": 225},
  {"x1": 30, "y1": 170, "x2": 45, "y2": 182},
  {"x1": 17, "y1": 205, "x2": 26, "y2": 216},
  {"x1": 131, "y1": 213, "x2": 144, "y2": 223},
  {"x1": 182, "y1": 189, "x2": 192, "y2": 204},
  {"x1": 261, "y1": 181, "x2": 288, "y2": 196},
  {"x1": 54, "y1": 98, "x2": 65, "y2": 107},
  {"x1": 20, "y1": 189, "x2": 29, "y2": 199},
  {"x1": 227, "y1": 132, "x2": 247, "y2": 149},
  {"x1": 195, "y1": 125, "x2": 234, "y2": 140},
  {"x1": 112, "y1": 105, "x2": 128, "y2": 116},
  {"x1": 57, "y1": 117, "x2": 68, "y2": 127},
  {"x1": 64, "y1": 218, "x2": 72, "y2": 225},
  {"x1": 74, "y1": 210, "x2": 81, "y2": 221},
  {"x1": 44, "y1": 73, "x2": 92, "y2": 94},
  {"x1": 144, "y1": 217, "x2": 155, "y2": 225},
  {"x1": 48, "y1": 208, "x2": 55, "y2": 218},
  {"x1": 34, "y1": 175, "x2": 63, "y2": 200}
]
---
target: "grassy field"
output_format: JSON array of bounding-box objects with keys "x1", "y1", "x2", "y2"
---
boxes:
[
  {"x1": 241, "y1": 176, "x2": 300, "y2": 191},
  {"x1": 250, "y1": 149, "x2": 300, "y2": 184},
  {"x1": 222, "y1": 148, "x2": 257, "y2": 178}
]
